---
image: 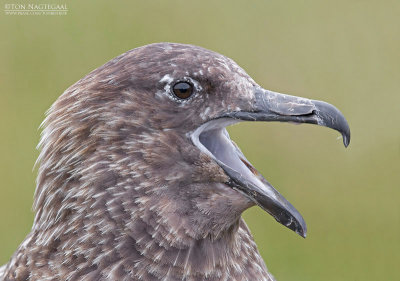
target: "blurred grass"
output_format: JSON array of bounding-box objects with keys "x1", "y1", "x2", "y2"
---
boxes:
[{"x1": 0, "y1": 1, "x2": 399, "y2": 280}]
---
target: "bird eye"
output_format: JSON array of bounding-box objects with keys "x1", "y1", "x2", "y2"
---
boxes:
[{"x1": 172, "y1": 82, "x2": 193, "y2": 99}]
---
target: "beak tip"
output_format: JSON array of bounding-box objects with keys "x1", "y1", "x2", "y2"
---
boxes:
[
  {"x1": 284, "y1": 214, "x2": 307, "y2": 238},
  {"x1": 312, "y1": 100, "x2": 351, "y2": 148},
  {"x1": 297, "y1": 225, "x2": 307, "y2": 238},
  {"x1": 343, "y1": 133, "x2": 350, "y2": 147}
]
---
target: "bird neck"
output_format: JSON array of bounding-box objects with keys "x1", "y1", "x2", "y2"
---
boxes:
[
  {"x1": 19, "y1": 129, "x2": 273, "y2": 280},
  {"x1": 20, "y1": 215, "x2": 271, "y2": 280}
]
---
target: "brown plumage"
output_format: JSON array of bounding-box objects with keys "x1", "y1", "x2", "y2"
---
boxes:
[{"x1": 1, "y1": 43, "x2": 350, "y2": 281}]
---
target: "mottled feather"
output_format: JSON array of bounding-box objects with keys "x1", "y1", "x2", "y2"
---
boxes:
[{"x1": 1, "y1": 43, "x2": 275, "y2": 281}]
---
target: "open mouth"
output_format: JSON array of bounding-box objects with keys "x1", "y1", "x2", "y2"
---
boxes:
[
  {"x1": 189, "y1": 87, "x2": 350, "y2": 237},
  {"x1": 191, "y1": 118, "x2": 263, "y2": 192},
  {"x1": 190, "y1": 118, "x2": 307, "y2": 237},
  {"x1": 191, "y1": 118, "x2": 266, "y2": 198}
]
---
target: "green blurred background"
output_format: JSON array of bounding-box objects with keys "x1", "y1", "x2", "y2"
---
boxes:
[{"x1": 1, "y1": 1, "x2": 399, "y2": 280}]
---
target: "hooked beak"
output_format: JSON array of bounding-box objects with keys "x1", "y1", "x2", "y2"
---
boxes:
[
  {"x1": 230, "y1": 88, "x2": 350, "y2": 147},
  {"x1": 191, "y1": 87, "x2": 350, "y2": 238}
]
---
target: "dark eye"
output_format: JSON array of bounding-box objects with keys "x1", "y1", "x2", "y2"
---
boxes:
[{"x1": 172, "y1": 82, "x2": 193, "y2": 99}]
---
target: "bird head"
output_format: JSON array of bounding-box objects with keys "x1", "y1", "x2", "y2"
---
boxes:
[{"x1": 35, "y1": 43, "x2": 350, "y2": 243}]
